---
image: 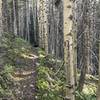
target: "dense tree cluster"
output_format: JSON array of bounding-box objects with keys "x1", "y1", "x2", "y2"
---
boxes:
[{"x1": 0, "y1": 0, "x2": 100, "y2": 100}]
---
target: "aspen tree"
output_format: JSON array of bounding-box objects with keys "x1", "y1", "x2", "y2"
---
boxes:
[
  {"x1": 37, "y1": 0, "x2": 48, "y2": 52},
  {"x1": 63, "y1": 0, "x2": 75, "y2": 99},
  {"x1": 37, "y1": 0, "x2": 44, "y2": 48}
]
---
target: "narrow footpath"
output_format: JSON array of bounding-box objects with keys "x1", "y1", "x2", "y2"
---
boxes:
[{"x1": 10, "y1": 50, "x2": 38, "y2": 100}]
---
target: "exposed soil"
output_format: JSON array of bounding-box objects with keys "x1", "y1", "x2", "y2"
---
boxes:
[{"x1": 10, "y1": 51, "x2": 38, "y2": 100}]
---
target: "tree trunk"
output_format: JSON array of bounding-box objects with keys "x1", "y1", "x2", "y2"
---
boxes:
[
  {"x1": 0, "y1": 0, "x2": 2, "y2": 35},
  {"x1": 73, "y1": 0, "x2": 77, "y2": 86},
  {"x1": 78, "y1": 0, "x2": 89, "y2": 92},
  {"x1": 96, "y1": 1, "x2": 100, "y2": 99},
  {"x1": 63, "y1": 0, "x2": 75, "y2": 99},
  {"x1": 43, "y1": 0, "x2": 48, "y2": 53},
  {"x1": 97, "y1": 41, "x2": 100, "y2": 100},
  {"x1": 12, "y1": 0, "x2": 17, "y2": 35},
  {"x1": 2, "y1": 0, "x2": 9, "y2": 33}
]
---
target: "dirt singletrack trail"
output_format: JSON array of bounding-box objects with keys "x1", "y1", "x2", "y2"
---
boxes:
[{"x1": 10, "y1": 51, "x2": 38, "y2": 100}]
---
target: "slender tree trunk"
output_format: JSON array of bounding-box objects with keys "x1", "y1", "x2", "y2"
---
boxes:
[
  {"x1": 37, "y1": 0, "x2": 44, "y2": 48},
  {"x1": 14, "y1": 0, "x2": 19, "y2": 35},
  {"x1": 43, "y1": 0, "x2": 48, "y2": 53},
  {"x1": 33, "y1": 0, "x2": 39, "y2": 46},
  {"x1": 0, "y1": 0, "x2": 2, "y2": 35},
  {"x1": 73, "y1": 0, "x2": 77, "y2": 86},
  {"x1": 97, "y1": 40, "x2": 100, "y2": 100},
  {"x1": 96, "y1": 1, "x2": 100, "y2": 99},
  {"x1": 2, "y1": 0, "x2": 9, "y2": 33},
  {"x1": 63, "y1": 0, "x2": 75, "y2": 99},
  {"x1": 37, "y1": 0, "x2": 49, "y2": 52},
  {"x1": 12, "y1": 0, "x2": 17, "y2": 35},
  {"x1": 78, "y1": 0, "x2": 89, "y2": 92}
]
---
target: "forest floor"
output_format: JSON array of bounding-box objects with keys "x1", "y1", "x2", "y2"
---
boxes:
[
  {"x1": 10, "y1": 49, "x2": 38, "y2": 100},
  {"x1": 0, "y1": 34, "x2": 40, "y2": 100},
  {"x1": 0, "y1": 34, "x2": 98, "y2": 100}
]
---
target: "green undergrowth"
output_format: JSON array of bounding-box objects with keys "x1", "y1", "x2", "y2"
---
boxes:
[
  {"x1": 76, "y1": 83, "x2": 97, "y2": 100},
  {"x1": 0, "y1": 32, "x2": 32, "y2": 97},
  {"x1": 0, "y1": 33, "x2": 98, "y2": 99},
  {"x1": 35, "y1": 50, "x2": 66, "y2": 100},
  {"x1": 0, "y1": 64, "x2": 14, "y2": 97},
  {"x1": 36, "y1": 49, "x2": 97, "y2": 100}
]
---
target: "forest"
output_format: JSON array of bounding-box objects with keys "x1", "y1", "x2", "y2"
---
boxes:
[{"x1": 0, "y1": 0, "x2": 100, "y2": 100}]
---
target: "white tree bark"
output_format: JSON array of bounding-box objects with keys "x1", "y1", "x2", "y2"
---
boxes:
[{"x1": 63, "y1": 0, "x2": 75, "y2": 99}]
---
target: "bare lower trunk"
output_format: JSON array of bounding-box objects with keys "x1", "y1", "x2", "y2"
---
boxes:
[{"x1": 63, "y1": 0, "x2": 75, "y2": 99}]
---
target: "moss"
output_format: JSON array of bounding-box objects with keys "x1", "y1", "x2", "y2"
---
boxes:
[{"x1": 0, "y1": 32, "x2": 33, "y2": 97}]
